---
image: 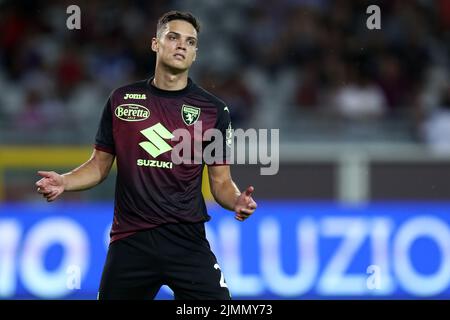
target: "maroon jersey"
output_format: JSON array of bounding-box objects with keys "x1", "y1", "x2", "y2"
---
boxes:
[{"x1": 95, "y1": 78, "x2": 231, "y2": 242}]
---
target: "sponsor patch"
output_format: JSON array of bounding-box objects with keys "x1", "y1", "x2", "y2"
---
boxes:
[{"x1": 115, "y1": 104, "x2": 150, "y2": 122}]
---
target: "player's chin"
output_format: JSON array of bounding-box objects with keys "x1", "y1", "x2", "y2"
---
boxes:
[{"x1": 166, "y1": 60, "x2": 192, "y2": 72}]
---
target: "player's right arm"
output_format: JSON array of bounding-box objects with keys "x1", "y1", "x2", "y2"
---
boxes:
[{"x1": 35, "y1": 149, "x2": 115, "y2": 202}]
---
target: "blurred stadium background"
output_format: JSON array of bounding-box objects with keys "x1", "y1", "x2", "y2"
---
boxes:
[{"x1": 1, "y1": 0, "x2": 450, "y2": 299}]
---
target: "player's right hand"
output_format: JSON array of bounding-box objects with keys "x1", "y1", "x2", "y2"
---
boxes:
[{"x1": 35, "y1": 171, "x2": 65, "y2": 202}]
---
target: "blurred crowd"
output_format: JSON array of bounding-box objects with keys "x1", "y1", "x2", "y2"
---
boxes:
[{"x1": 0, "y1": 0, "x2": 449, "y2": 146}]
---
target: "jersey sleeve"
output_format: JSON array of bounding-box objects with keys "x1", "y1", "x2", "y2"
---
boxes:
[
  {"x1": 94, "y1": 97, "x2": 115, "y2": 155},
  {"x1": 208, "y1": 104, "x2": 232, "y2": 166}
]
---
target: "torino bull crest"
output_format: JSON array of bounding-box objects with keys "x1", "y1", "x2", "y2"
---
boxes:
[{"x1": 181, "y1": 105, "x2": 201, "y2": 125}]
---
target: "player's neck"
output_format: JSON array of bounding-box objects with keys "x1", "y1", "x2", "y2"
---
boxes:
[{"x1": 152, "y1": 68, "x2": 189, "y2": 91}]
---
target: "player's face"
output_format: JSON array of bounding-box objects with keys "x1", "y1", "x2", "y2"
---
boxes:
[{"x1": 152, "y1": 20, "x2": 198, "y2": 72}]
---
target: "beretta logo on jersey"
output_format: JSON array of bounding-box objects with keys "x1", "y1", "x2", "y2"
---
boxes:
[
  {"x1": 181, "y1": 105, "x2": 201, "y2": 125},
  {"x1": 115, "y1": 104, "x2": 150, "y2": 122}
]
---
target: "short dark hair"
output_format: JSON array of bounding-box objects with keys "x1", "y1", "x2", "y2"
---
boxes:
[{"x1": 156, "y1": 11, "x2": 200, "y2": 37}]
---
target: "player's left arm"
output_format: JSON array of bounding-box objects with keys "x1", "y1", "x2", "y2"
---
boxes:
[{"x1": 207, "y1": 165, "x2": 257, "y2": 221}]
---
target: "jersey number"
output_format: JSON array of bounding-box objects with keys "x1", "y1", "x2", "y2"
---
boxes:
[{"x1": 214, "y1": 263, "x2": 228, "y2": 288}]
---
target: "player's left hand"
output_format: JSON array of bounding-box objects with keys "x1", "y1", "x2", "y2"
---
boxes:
[{"x1": 234, "y1": 186, "x2": 257, "y2": 221}]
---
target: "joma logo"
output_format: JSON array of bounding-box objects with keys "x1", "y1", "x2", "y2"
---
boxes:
[{"x1": 124, "y1": 93, "x2": 146, "y2": 100}]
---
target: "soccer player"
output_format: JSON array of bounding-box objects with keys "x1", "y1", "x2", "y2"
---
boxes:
[{"x1": 35, "y1": 11, "x2": 257, "y2": 300}]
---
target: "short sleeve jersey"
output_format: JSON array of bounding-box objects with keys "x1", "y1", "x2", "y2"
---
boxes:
[{"x1": 95, "y1": 77, "x2": 232, "y2": 242}]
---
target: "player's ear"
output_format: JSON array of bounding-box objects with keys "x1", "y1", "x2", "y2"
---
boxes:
[
  {"x1": 151, "y1": 37, "x2": 158, "y2": 53},
  {"x1": 192, "y1": 48, "x2": 197, "y2": 62}
]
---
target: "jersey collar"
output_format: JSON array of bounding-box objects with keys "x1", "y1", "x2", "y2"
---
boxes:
[{"x1": 147, "y1": 77, "x2": 194, "y2": 98}]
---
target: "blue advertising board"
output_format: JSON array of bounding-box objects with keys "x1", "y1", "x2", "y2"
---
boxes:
[{"x1": 0, "y1": 201, "x2": 450, "y2": 299}]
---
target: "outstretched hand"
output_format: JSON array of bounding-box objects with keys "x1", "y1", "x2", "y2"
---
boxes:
[
  {"x1": 234, "y1": 186, "x2": 257, "y2": 222},
  {"x1": 35, "y1": 171, "x2": 65, "y2": 202}
]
